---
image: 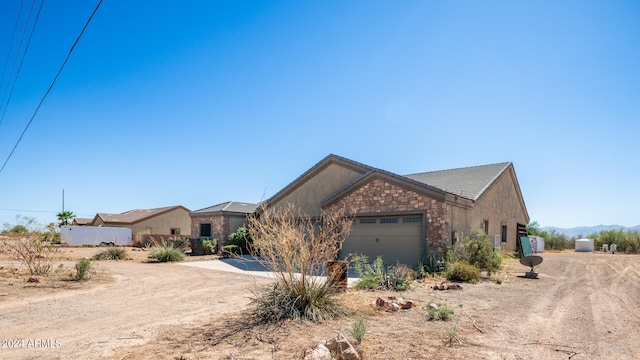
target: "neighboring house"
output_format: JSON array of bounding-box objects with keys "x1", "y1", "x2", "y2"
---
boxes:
[
  {"x1": 265, "y1": 154, "x2": 529, "y2": 266},
  {"x1": 89, "y1": 206, "x2": 191, "y2": 243},
  {"x1": 72, "y1": 217, "x2": 92, "y2": 226},
  {"x1": 190, "y1": 201, "x2": 258, "y2": 247}
]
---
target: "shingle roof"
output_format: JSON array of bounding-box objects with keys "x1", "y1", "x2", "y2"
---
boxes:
[
  {"x1": 191, "y1": 201, "x2": 258, "y2": 214},
  {"x1": 95, "y1": 206, "x2": 186, "y2": 224},
  {"x1": 404, "y1": 162, "x2": 512, "y2": 201},
  {"x1": 73, "y1": 217, "x2": 92, "y2": 225}
]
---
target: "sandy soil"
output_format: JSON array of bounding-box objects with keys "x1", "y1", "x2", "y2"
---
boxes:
[{"x1": 1, "y1": 248, "x2": 638, "y2": 359}]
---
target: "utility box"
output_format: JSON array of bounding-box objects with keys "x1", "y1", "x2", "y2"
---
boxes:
[
  {"x1": 61, "y1": 226, "x2": 132, "y2": 246},
  {"x1": 529, "y1": 235, "x2": 545, "y2": 253}
]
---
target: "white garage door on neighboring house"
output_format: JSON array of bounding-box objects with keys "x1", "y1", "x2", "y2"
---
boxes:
[{"x1": 340, "y1": 215, "x2": 424, "y2": 266}]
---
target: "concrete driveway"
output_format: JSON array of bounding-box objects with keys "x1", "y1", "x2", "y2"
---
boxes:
[{"x1": 180, "y1": 255, "x2": 358, "y2": 285}]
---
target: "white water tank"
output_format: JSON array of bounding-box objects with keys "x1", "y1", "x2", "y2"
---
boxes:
[
  {"x1": 602, "y1": 244, "x2": 609, "y2": 252},
  {"x1": 575, "y1": 238, "x2": 594, "y2": 252},
  {"x1": 610, "y1": 244, "x2": 617, "y2": 254}
]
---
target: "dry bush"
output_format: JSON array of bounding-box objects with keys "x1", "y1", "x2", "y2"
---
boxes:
[
  {"x1": 0, "y1": 233, "x2": 60, "y2": 275},
  {"x1": 247, "y1": 202, "x2": 353, "y2": 323}
]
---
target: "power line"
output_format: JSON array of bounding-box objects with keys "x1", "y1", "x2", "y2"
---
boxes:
[
  {"x1": 0, "y1": 0, "x2": 45, "y2": 128},
  {"x1": 0, "y1": 0, "x2": 25, "y2": 101},
  {"x1": 0, "y1": 0, "x2": 103, "y2": 175},
  {"x1": 0, "y1": 0, "x2": 35, "y2": 123}
]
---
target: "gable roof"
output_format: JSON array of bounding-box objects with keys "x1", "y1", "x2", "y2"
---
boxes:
[
  {"x1": 72, "y1": 217, "x2": 92, "y2": 225},
  {"x1": 191, "y1": 201, "x2": 258, "y2": 215},
  {"x1": 268, "y1": 154, "x2": 519, "y2": 211},
  {"x1": 92, "y1": 206, "x2": 189, "y2": 225},
  {"x1": 405, "y1": 162, "x2": 512, "y2": 201}
]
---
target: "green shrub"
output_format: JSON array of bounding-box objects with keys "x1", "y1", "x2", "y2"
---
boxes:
[
  {"x1": 74, "y1": 259, "x2": 92, "y2": 280},
  {"x1": 386, "y1": 263, "x2": 414, "y2": 291},
  {"x1": 227, "y1": 227, "x2": 252, "y2": 254},
  {"x1": 425, "y1": 302, "x2": 454, "y2": 321},
  {"x1": 446, "y1": 261, "x2": 479, "y2": 283},
  {"x1": 417, "y1": 252, "x2": 446, "y2": 278},
  {"x1": 352, "y1": 254, "x2": 386, "y2": 290},
  {"x1": 149, "y1": 245, "x2": 185, "y2": 262},
  {"x1": 93, "y1": 247, "x2": 127, "y2": 260},
  {"x1": 447, "y1": 229, "x2": 502, "y2": 275},
  {"x1": 348, "y1": 314, "x2": 367, "y2": 344},
  {"x1": 352, "y1": 254, "x2": 413, "y2": 291},
  {"x1": 221, "y1": 245, "x2": 240, "y2": 258},
  {"x1": 202, "y1": 238, "x2": 217, "y2": 254}
]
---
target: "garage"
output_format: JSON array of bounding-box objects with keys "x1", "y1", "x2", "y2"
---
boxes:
[{"x1": 340, "y1": 215, "x2": 424, "y2": 266}]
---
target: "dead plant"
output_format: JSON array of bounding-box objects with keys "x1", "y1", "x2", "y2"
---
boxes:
[
  {"x1": 247, "y1": 202, "x2": 353, "y2": 323},
  {"x1": 0, "y1": 233, "x2": 60, "y2": 275}
]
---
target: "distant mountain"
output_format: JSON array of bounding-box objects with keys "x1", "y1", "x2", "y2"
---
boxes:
[{"x1": 540, "y1": 225, "x2": 640, "y2": 238}]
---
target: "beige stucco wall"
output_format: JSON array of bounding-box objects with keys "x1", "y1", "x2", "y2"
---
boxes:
[
  {"x1": 450, "y1": 168, "x2": 528, "y2": 252},
  {"x1": 273, "y1": 163, "x2": 364, "y2": 216}
]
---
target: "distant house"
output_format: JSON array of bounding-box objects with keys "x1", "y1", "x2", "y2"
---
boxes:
[
  {"x1": 89, "y1": 206, "x2": 191, "y2": 244},
  {"x1": 265, "y1": 154, "x2": 529, "y2": 265},
  {"x1": 72, "y1": 218, "x2": 92, "y2": 226},
  {"x1": 190, "y1": 201, "x2": 258, "y2": 247}
]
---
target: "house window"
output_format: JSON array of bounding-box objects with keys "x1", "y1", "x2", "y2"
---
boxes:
[
  {"x1": 359, "y1": 218, "x2": 376, "y2": 225},
  {"x1": 380, "y1": 218, "x2": 398, "y2": 224},
  {"x1": 171, "y1": 228, "x2": 180, "y2": 235},
  {"x1": 403, "y1": 217, "x2": 422, "y2": 223},
  {"x1": 199, "y1": 223, "x2": 212, "y2": 237},
  {"x1": 483, "y1": 220, "x2": 489, "y2": 235},
  {"x1": 501, "y1": 225, "x2": 507, "y2": 243}
]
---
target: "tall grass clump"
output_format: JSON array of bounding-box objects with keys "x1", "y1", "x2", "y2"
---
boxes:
[
  {"x1": 348, "y1": 313, "x2": 367, "y2": 344},
  {"x1": 74, "y1": 258, "x2": 92, "y2": 280},
  {"x1": 247, "y1": 203, "x2": 353, "y2": 323},
  {"x1": 149, "y1": 243, "x2": 185, "y2": 262},
  {"x1": 93, "y1": 247, "x2": 127, "y2": 260}
]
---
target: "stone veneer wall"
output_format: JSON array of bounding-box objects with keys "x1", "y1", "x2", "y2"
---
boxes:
[
  {"x1": 190, "y1": 215, "x2": 230, "y2": 246},
  {"x1": 327, "y1": 178, "x2": 451, "y2": 256}
]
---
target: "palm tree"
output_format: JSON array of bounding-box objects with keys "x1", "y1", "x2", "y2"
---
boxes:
[{"x1": 56, "y1": 211, "x2": 76, "y2": 226}]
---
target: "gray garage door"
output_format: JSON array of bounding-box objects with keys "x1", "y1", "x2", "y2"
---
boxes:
[{"x1": 340, "y1": 215, "x2": 423, "y2": 266}]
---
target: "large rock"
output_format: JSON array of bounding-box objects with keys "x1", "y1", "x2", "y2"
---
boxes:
[
  {"x1": 325, "y1": 335, "x2": 360, "y2": 360},
  {"x1": 303, "y1": 342, "x2": 332, "y2": 360}
]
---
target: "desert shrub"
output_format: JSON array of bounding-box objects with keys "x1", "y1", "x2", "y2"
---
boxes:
[
  {"x1": 417, "y1": 252, "x2": 446, "y2": 278},
  {"x1": 446, "y1": 261, "x2": 479, "y2": 283},
  {"x1": 594, "y1": 229, "x2": 640, "y2": 253},
  {"x1": 352, "y1": 254, "x2": 413, "y2": 291},
  {"x1": 386, "y1": 263, "x2": 414, "y2": 291},
  {"x1": 247, "y1": 203, "x2": 353, "y2": 323},
  {"x1": 93, "y1": 247, "x2": 127, "y2": 260},
  {"x1": 544, "y1": 230, "x2": 573, "y2": 250},
  {"x1": 348, "y1": 313, "x2": 367, "y2": 344},
  {"x1": 447, "y1": 229, "x2": 502, "y2": 275},
  {"x1": 221, "y1": 245, "x2": 240, "y2": 258},
  {"x1": 202, "y1": 238, "x2": 217, "y2": 254},
  {"x1": 352, "y1": 254, "x2": 386, "y2": 290},
  {"x1": 149, "y1": 244, "x2": 185, "y2": 262},
  {"x1": 74, "y1": 259, "x2": 92, "y2": 280},
  {"x1": 0, "y1": 232, "x2": 60, "y2": 275},
  {"x1": 227, "y1": 227, "x2": 252, "y2": 254},
  {"x1": 426, "y1": 302, "x2": 454, "y2": 321}
]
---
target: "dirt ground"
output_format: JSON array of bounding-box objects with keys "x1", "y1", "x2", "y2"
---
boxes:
[{"x1": 1, "y1": 247, "x2": 639, "y2": 360}]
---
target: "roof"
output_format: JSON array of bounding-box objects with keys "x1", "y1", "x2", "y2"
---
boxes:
[
  {"x1": 191, "y1": 201, "x2": 258, "y2": 215},
  {"x1": 93, "y1": 206, "x2": 189, "y2": 224},
  {"x1": 405, "y1": 162, "x2": 512, "y2": 201},
  {"x1": 72, "y1": 217, "x2": 92, "y2": 225}
]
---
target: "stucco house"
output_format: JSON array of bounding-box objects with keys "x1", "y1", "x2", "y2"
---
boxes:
[
  {"x1": 265, "y1": 154, "x2": 529, "y2": 266},
  {"x1": 89, "y1": 206, "x2": 191, "y2": 244},
  {"x1": 190, "y1": 201, "x2": 258, "y2": 247}
]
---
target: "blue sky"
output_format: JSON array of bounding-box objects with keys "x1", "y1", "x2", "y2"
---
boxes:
[{"x1": 0, "y1": 1, "x2": 638, "y2": 229}]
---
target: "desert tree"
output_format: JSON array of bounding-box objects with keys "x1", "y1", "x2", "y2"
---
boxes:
[{"x1": 247, "y1": 202, "x2": 353, "y2": 322}]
